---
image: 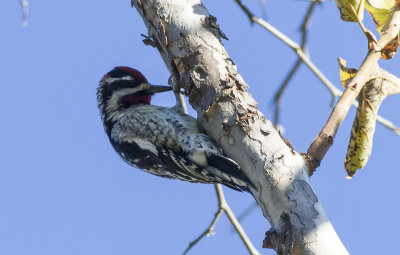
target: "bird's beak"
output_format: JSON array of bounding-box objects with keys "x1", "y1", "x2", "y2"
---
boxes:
[{"x1": 146, "y1": 84, "x2": 173, "y2": 94}]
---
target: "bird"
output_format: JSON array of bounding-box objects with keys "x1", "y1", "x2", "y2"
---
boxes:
[{"x1": 97, "y1": 66, "x2": 251, "y2": 191}]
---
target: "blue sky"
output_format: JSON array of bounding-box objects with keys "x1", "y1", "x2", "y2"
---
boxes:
[{"x1": 1, "y1": 1, "x2": 399, "y2": 254}]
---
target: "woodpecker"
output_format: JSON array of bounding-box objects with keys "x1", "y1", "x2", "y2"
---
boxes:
[{"x1": 97, "y1": 66, "x2": 251, "y2": 191}]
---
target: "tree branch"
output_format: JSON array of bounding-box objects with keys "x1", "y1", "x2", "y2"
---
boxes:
[
  {"x1": 18, "y1": 0, "x2": 28, "y2": 27},
  {"x1": 131, "y1": 0, "x2": 349, "y2": 253},
  {"x1": 273, "y1": 1, "x2": 319, "y2": 126},
  {"x1": 234, "y1": 0, "x2": 399, "y2": 135},
  {"x1": 307, "y1": 5, "x2": 400, "y2": 173},
  {"x1": 170, "y1": 85, "x2": 259, "y2": 254},
  {"x1": 183, "y1": 184, "x2": 260, "y2": 255},
  {"x1": 182, "y1": 186, "x2": 223, "y2": 255},
  {"x1": 234, "y1": 0, "x2": 337, "y2": 100},
  {"x1": 274, "y1": 58, "x2": 302, "y2": 126},
  {"x1": 215, "y1": 184, "x2": 260, "y2": 255}
]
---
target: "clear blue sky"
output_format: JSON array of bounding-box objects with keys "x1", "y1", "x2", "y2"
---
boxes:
[{"x1": 1, "y1": 1, "x2": 399, "y2": 254}]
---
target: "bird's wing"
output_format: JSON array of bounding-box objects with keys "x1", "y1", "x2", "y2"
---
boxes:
[
  {"x1": 111, "y1": 106, "x2": 251, "y2": 191},
  {"x1": 112, "y1": 138, "x2": 174, "y2": 179},
  {"x1": 113, "y1": 137, "x2": 247, "y2": 191},
  {"x1": 181, "y1": 133, "x2": 252, "y2": 191}
]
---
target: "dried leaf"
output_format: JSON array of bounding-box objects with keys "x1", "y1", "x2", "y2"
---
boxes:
[
  {"x1": 344, "y1": 70, "x2": 399, "y2": 177},
  {"x1": 345, "y1": 96, "x2": 375, "y2": 177},
  {"x1": 381, "y1": 35, "x2": 400, "y2": 59},
  {"x1": 334, "y1": 0, "x2": 364, "y2": 22}
]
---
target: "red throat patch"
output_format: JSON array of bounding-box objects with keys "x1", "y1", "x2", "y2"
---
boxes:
[{"x1": 121, "y1": 93, "x2": 152, "y2": 105}]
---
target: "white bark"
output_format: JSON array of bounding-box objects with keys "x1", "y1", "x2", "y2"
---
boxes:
[{"x1": 131, "y1": 0, "x2": 349, "y2": 253}]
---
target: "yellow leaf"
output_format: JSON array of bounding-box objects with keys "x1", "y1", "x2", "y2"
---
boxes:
[{"x1": 337, "y1": 58, "x2": 357, "y2": 87}]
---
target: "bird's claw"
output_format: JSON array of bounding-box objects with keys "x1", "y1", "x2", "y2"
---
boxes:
[{"x1": 168, "y1": 75, "x2": 185, "y2": 94}]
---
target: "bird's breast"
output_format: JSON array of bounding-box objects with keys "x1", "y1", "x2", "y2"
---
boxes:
[{"x1": 111, "y1": 105, "x2": 199, "y2": 151}]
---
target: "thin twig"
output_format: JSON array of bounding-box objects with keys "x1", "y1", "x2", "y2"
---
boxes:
[
  {"x1": 376, "y1": 115, "x2": 400, "y2": 135},
  {"x1": 273, "y1": 1, "x2": 318, "y2": 126},
  {"x1": 234, "y1": 201, "x2": 259, "y2": 229},
  {"x1": 182, "y1": 204, "x2": 223, "y2": 255},
  {"x1": 234, "y1": 0, "x2": 400, "y2": 135},
  {"x1": 18, "y1": 0, "x2": 29, "y2": 27},
  {"x1": 174, "y1": 81, "x2": 259, "y2": 254},
  {"x1": 300, "y1": 2, "x2": 319, "y2": 50},
  {"x1": 307, "y1": 5, "x2": 400, "y2": 174},
  {"x1": 235, "y1": 0, "x2": 337, "y2": 99},
  {"x1": 183, "y1": 185, "x2": 260, "y2": 255},
  {"x1": 215, "y1": 184, "x2": 260, "y2": 255},
  {"x1": 234, "y1": 0, "x2": 255, "y2": 25},
  {"x1": 321, "y1": 75, "x2": 400, "y2": 134},
  {"x1": 175, "y1": 93, "x2": 188, "y2": 113},
  {"x1": 169, "y1": 74, "x2": 188, "y2": 113},
  {"x1": 274, "y1": 59, "x2": 302, "y2": 126},
  {"x1": 259, "y1": 0, "x2": 268, "y2": 20}
]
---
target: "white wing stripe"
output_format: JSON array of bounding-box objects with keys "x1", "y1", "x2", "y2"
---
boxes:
[{"x1": 132, "y1": 138, "x2": 159, "y2": 155}]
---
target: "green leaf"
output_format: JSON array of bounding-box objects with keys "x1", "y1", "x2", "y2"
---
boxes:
[{"x1": 365, "y1": 0, "x2": 396, "y2": 33}]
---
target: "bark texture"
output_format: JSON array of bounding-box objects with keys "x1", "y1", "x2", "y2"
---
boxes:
[{"x1": 131, "y1": 0, "x2": 349, "y2": 253}]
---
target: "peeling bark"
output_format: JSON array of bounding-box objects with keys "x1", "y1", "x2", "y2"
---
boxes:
[{"x1": 131, "y1": 0, "x2": 349, "y2": 253}]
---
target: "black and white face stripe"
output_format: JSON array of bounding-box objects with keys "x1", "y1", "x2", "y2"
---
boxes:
[
  {"x1": 97, "y1": 68, "x2": 150, "y2": 131},
  {"x1": 98, "y1": 67, "x2": 148, "y2": 105},
  {"x1": 103, "y1": 83, "x2": 152, "y2": 119},
  {"x1": 101, "y1": 75, "x2": 135, "y2": 85}
]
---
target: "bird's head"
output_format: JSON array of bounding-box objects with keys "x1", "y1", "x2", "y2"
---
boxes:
[{"x1": 97, "y1": 66, "x2": 172, "y2": 124}]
